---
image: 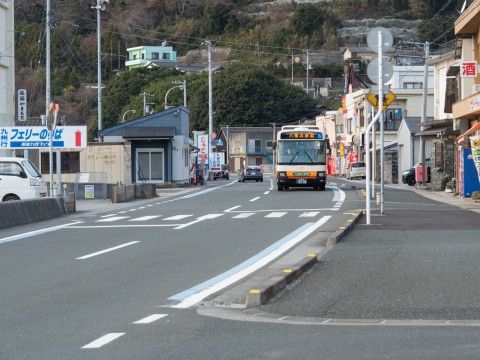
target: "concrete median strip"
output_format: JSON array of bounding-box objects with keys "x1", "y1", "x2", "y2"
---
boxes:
[{"x1": 242, "y1": 211, "x2": 364, "y2": 309}]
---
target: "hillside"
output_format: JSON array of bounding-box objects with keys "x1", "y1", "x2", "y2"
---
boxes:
[{"x1": 13, "y1": 0, "x2": 463, "y2": 131}]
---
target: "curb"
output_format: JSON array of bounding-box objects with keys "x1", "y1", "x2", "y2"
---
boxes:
[
  {"x1": 327, "y1": 209, "x2": 364, "y2": 245},
  {"x1": 243, "y1": 210, "x2": 364, "y2": 309}
]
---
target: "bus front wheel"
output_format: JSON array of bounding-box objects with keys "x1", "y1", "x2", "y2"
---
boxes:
[{"x1": 278, "y1": 185, "x2": 284, "y2": 191}]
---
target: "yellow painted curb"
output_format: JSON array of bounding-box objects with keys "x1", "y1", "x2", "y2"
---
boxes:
[
  {"x1": 283, "y1": 269, "x2": 293, "y2": 273},
  {"x1": 249, "y1": 290, "x2": 260, "y2": 294}
]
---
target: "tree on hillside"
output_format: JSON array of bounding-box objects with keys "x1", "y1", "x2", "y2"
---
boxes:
[
  {"x1": 291, "y1": 4, "x2": 325, "y2": 37},
  {"x1": 189, "y1": 64, "x2": 318, "y2": 132}
]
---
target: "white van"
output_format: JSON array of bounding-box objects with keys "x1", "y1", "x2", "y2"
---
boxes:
[
  {"x1": 346, "y1": 161, "x2": 366, "y2": 180},
  {"x1": 0, "y1": 157, "x2": 48, "y2": 201}
]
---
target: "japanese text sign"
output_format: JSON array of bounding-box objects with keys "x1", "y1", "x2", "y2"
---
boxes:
[
  {"x1": 461, "y1": 61, "x2": 478, "y2": 78},
  {"x1": 0, "y1": 126, "x2": 87, "y2": 149},
  {"x1": 17, "y1": 89, "x2": 27, "y2": 122}
]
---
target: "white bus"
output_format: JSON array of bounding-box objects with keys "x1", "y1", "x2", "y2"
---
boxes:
[{"x1": 275, "y1": 125, "x2": 328, "y2": 191}]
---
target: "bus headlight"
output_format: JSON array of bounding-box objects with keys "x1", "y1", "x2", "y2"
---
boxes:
[
  {"x1": 277, "y1": 172, "x2": 287, "y2": 178},
  {"x1": 316, "y1": 172, "x2": 325, "y2": 178}
]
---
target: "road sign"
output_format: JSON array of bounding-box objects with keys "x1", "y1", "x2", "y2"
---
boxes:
[
  {"x1": 0, "y1": 126, "x2": 87, "y2": 149},
  {"x1": 366, "y1": 90, "x2": 396, "y2": 112}
]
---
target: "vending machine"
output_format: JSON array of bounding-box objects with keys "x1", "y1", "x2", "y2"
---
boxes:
[{"x1": 458, "y1": 147, "x2": 480, "y2": 197}]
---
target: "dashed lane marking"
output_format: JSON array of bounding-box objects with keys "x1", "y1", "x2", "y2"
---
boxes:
[{"x1": 82, "y1": 333, "x2": 125, "y2": 349}]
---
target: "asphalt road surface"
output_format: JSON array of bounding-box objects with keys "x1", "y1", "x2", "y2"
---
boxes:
[{"x1": 1, "y1": 175, "x2": 480, "y2": 359}]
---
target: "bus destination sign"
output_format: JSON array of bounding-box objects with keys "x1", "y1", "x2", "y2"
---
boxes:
[{"x1": 280, "y1": 131, "x2": 323, "y2": 140}]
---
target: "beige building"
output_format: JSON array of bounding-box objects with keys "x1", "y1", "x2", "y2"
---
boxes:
[{"x1": 0, "y1": 0, "x2": 15, "y2": 156}]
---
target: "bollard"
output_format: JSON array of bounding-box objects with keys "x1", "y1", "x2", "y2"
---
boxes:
[{"x1": 376, "y1": 192, "x2": 381, "y2": 205}]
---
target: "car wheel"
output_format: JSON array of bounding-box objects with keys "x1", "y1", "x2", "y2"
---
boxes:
[
  {"x1": 260, "y1": 179, "x2": 263, "y2": 182},
  {"x1": 407, "y1": 176, "x2": 416, "y2": 186},
  {"x1": 256, "y1": 179, "x2": 259, "y2": 182},
  {"x1": 242, "y1": 179, "x2": 245, "y2": 182},
  {"x1": 278, "y1": 185, "x2": 284, "y2": 191},
  {"x1": 319, "y1": 184, "x2": 326, "y2": 191},
  {"x1": 4, "y1": 195, "x2": 19, "y2": 201}
]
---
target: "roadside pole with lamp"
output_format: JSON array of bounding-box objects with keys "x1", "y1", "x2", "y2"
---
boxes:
[{"x1": 47, "y1": 102, "x2": 59, "y2": 196}]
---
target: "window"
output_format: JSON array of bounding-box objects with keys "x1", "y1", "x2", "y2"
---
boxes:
[
  {"x1": 162, "y1": 53, "x2": 170, "y2": 60},
  {"x1": 0, "y1": 162, "x2": 23, "y2": 176},
  {"x1": 375, "y1": 109, "x2": 402, "y2": 131},
  {"x1": 404, "y1": 82, "x2": 422, "y2": 89},
  {"x1": 41, "y1": 152, "x2": 80, "y2": 174},
  {"x1": 132, "y1": 54, "x2": 137, "y2": 60},
  {"x1": 141, "y1": 53, "x2": 145, "y2": 60},
  {"x1": 152, "y1": 52, "x2": 159, "y2": 60}
]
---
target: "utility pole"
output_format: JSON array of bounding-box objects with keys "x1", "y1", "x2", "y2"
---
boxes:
[
  {"x1": 419, "y1": 42, "x2": 430, "y2": 186},
  {"x1": 291, "y1": 51, "x2": 294, "y2": 84},
  {"x1": 306, "y1": 49, "x2": 309, "y2": 96}
]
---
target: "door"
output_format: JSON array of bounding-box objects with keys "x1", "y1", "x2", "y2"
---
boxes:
[{"x1": 137, "y1": 149, "x2": 164, "y2": 183}]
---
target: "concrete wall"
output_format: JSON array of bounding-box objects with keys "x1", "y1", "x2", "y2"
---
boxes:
[{"x1": 0, "y1": 197, "x2": 67, "y2": 229}]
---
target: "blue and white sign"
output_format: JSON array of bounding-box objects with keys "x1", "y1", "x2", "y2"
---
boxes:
[
  {"x1": 211, "y1": 152, "x2": 222, "y2": 171},
  {"x1": 0, "y1": 126, "x2": 87, "y2": 149}
]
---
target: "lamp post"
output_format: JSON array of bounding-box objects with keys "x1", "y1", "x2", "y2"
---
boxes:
[
  {"x1": 164, "y1": 81, "x2": 186, "y2": 110},
  {"x1": 122, "y1": 109, "x2": 136, "y2": 123},
  {"x1": 91, "y1": 0, "x2": 109, "y2": 142}
]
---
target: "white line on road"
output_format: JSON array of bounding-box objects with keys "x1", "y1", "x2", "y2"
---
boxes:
[
  {"x1": 82, "y1": 333, "x2": 125, "y2": 349},
  {"x1": 133, "y1": 314, "x2": 168, "y2": 324},
  {"x1": 76, "y1": 241, "x2": 140, "y2": 260},
  {"x1": 232, "y1": 213, "x2": 255, "y2": 219},
  {"x1": 250, "y1": 197, "x2": 260, "y2": 202},
  {"x1": 299, "y1": 212, "x2": 320, "y2": 217},
  {"x1": 96, "y1": 216, "x2": 129, "y2": 222},
  {"x1": 265, "y1": 212, "x2": 287, "y2": 218},
  {"x1": 169, "y1": 216, "x2": 331, "y2": 308},
  {"x1": 163, "y1": 215, "x2": 192, "y2": 221},
  {"x1": 174, "y1": 214, "x2": 224, "y2": 230},
  {"x1": 0, "y1": 221, "x2": 83, "y2": 245},
  {"x1": 224, "y1": 205, "x2": 241, "y2": 212},
  {"x1": 129, "y1": 215, "x2": 161, "y2": 221},
  {"x1": 263, "y1": 191, "x2": 270, "y2": 195}
]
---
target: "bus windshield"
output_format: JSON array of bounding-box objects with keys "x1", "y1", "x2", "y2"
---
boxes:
[{"x1": 277, "y1": 140, "x2": 327, "y2": 165}]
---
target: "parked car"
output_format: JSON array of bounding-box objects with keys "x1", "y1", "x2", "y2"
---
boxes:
[
  {"x1": 237, "y1": 166, "x2": 263, "y2": 182},
  {"x1": 213, "y1": 164, "x2": 229, "y2": 180},
  {"x1": 346, "y1": 161, "x2": 366, "y2": 180},
  {"x1": 402, "y1": 159, "x2": 431, "y2": 186},
  {"x1": 0, "y1": 157, "x2": 47, "y2": 201}
]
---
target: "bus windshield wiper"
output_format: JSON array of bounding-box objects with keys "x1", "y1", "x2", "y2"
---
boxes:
[
  {"x1": 305, "y1": 152, "x2": 314, "y2": 163},
  {"x1": 289, "y1": 151, "x2": 299, "y2": 164}
]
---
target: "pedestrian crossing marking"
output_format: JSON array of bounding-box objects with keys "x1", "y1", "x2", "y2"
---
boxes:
[
  {"x1": 129, "y1": 215, "x2": 161, "y2": 221},
  {"x1": 232, "y1": 213, "x2": 255, "y2": 219},
  {"x1": 96, "y1": 216, "x2": 129, "y2": 222},
  {"x1": 265, "y1": 212, "x2": 287, "y2": 218},
  {"x1": 163, "y1": 215, "x2": 192, "y2": 221},
  {"x1": 299, "y1": 212, "x2": 320, "y2": 217}
]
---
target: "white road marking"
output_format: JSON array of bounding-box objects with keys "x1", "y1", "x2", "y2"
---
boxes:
[
  {"x1": 82, "y1": 333, "x2": 125, "y2": 349},
  {"x1": 265, "y1": 212, "x2": 287, "y2": 218},
  {"x1": 263, "y1": 191, "x2": 270, "y2": 195},
  {"x1": 232, "y1": 213, "x2": 255, "y2": 219},
  {"x1": 174, "y1": 214, "x2": 224, "y2": 230},
  {"x1": 96, "y1": 216, "x2": 129, "y2": 222},
  {"x1": 129, "y1": 215, "x2": 161, "y2": 221},
  {"x1": 128, "y1": 209, "x2": 137, "y2": 212},
  {"x1": 225, "y1": 205, "x2": 241, "y2": 212},
  {"x1": 163, "y1": 215, "x2": 192, "y2": 221},
  {"x1": 100, "y1": 214, "x2": 118, "y2": 218},
  {"x1": 0, "y1": 221, "x2": 83, "y2": 245},
  {"x1": 170, "y1": 216, "x2": 331, "y2": 308},
  {"x1": 250, "y1": 197, "x2": 260, "y2": 202},
  {"x1": 76, "y1": 241, "x2": 140, "y2": 260},
  {"x1": 133, "y1": 314, "x2": 168, "y2": 324},
  {"x1": 299, "y1": 212, "x2": 320, "y2": 217}
]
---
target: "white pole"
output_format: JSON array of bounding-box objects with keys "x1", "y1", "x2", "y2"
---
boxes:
[
  {"x1": 379, "y1": 31, "x2": 385, "y2": 215},
  {"x1": 208, "y1": 40, "x2": 213, "y2": 180},
  {"x1": 419, "y1": 42, "x2": 429, "y2": 186},
  {"x1": 46, "y1": 0, "x2": 54, "y2": 196},
  {"x1": 97, "y1": 0, "x2": 102, "y2": 141}
]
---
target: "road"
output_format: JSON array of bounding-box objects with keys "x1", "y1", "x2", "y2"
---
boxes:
[
  {"x1": 1, "y1": 175, "x2": 480, "y2": 359},
  {"x1": 0, "y1": 175, "x2": 348, "y2": 359}
]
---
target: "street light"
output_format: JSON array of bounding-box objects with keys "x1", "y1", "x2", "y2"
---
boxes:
[
  {"x1": 164, "y1": 80, "x2": 187, "y2": 110},
  {"x1": 122, "y1": 109, "x2": 136, "y2": 123}
]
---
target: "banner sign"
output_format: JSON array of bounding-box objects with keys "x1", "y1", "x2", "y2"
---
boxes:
[
  {"x1": 17, "y1": 89, "x2": 27, "y2": 122},
  {"x1": 0, "y1": 126, "x2": 87, "y2": 149},
  {"x1": 470, "y1": 135, "x2": 480, "y2": 181},
  {"x1": 210, "y1": 153, "x2": 222, "y2": 171},
  {"x1": 196, "y1": 133, "x2": 210, "y2": 169}
]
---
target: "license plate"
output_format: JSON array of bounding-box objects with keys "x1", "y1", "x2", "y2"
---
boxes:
[{"x1": 296, "y1": 179, "x2": 307, "y2": 184}]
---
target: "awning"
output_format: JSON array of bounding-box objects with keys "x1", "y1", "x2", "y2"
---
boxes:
[
  {"x1": 415, "y1": 126, "x2": 453, "y2": 136},
  {"x1": 457, "y1": 121, "x2": 480, "y2": 142},
  {"x1": 122, "y1": 127, "x2": 175, "y2": 139}
]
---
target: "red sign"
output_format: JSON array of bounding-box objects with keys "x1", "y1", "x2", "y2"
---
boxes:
[
  {"x1": 461, "y1": 61, "x2": 477, "y2": 78},
  {"x1": 327, "y1": 158, "x2": 335, "y2": 175}
]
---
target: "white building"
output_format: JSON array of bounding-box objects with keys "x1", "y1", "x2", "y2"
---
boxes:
[{"x1": 0, "y1": 0, "x2": 15, "y2": 156}]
